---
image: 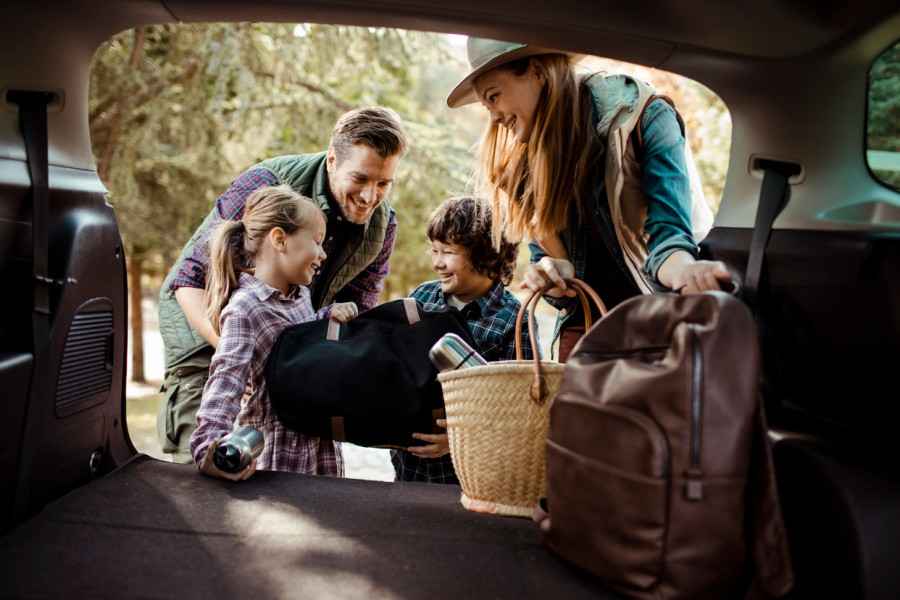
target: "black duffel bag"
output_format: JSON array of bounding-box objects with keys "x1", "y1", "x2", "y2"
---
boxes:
[{"x1": 265, "y1": 298, "x2": 476, "y2": 448}]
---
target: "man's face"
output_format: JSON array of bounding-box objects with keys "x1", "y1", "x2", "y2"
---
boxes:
[{"x1": 326, "y1": 143, "x2": 400, "y2": 224}]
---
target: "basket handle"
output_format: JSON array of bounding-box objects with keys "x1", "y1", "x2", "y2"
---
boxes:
[{"x1": 514, "y1": 278, "x2": 608, "y2": 403}]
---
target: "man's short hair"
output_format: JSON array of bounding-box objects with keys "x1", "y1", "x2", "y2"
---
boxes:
[
  {"x1": 330, "y1": 106, "x2": 408, "y2": 161},
  {"x1": 427, "y1": 196, "x2": 518, "y2": 286}
]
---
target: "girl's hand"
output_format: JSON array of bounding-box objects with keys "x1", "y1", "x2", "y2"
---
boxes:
[
  {"x1": 407, "y1": 418, "x2": 450, "y2": 459},
  {"x1": 198, "y1": 439, "x2": 256, "y2": 482},
  {"x1": 330, "y1": 302, "x2": 359, "y2": 323},
  {"x1": 521, "y1": 257, "x2": 576, "y2": 298}
]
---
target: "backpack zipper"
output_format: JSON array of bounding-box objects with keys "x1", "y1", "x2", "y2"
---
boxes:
[{"x1": 685, "y1": 325, "x2": 704, "y2": 501}]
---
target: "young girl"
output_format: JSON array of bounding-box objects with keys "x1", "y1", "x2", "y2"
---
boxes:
[{"x1": 190, "y1": 184, "x2": 358, "y2": 481}]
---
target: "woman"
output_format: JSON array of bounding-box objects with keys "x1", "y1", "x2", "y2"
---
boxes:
[{"x1": 447, "y1": 37, "x2": 732, "y2": 360}]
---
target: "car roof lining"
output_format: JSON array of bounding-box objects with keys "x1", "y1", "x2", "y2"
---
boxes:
[{"x1": 160, "y1": 0, "x2": 900, "y2": 62}]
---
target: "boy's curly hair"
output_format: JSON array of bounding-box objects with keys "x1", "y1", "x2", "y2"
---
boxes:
[{"x1": 427, "y1": 196, "x2": 518, "y2": 285}]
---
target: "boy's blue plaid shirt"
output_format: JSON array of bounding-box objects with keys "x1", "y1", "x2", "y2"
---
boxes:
[
  {"x1": 391, "y1": 279, "x2": 537, "y2": 484},
  {"x1": 412, "y1": 279, "x2": 534, "y2": 361}
]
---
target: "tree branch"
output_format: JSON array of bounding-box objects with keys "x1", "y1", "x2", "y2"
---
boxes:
[
  {"x1": 294, "y1": 80, "x2": 353, "y2": 112},
  {"x1": 99, "y1": 27, "x2": 145, "y2": 183},
  {"x1": 247, "y1": 70, "x2": 353, "y2": 113}
]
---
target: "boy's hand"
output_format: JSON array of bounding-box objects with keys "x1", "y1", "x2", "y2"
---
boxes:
[
  {"x1": 408, "y1": 418, "x2": 450, "y2": 459},
  {"x1": 330, "y1": 302, "x2": 359, "y2": 323},
  {"x1": 198, "y1": 439, "x2": 256, "y2": 482}
]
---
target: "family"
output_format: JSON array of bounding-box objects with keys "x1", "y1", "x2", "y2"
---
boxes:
[{"x1": 155, "y1": 37, "x2": 732, "y2": 482}]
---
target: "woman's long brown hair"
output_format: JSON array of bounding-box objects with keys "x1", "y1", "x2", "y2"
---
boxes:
[
  {"x1": 205, "y1": 184, "x2": 322, "y2": 334},
  {"x1": 475, "y1": 54, "x2": 600, "y2": 246}
]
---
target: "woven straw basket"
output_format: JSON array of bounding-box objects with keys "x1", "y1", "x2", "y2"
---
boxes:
[{"x1": 438, "y1": 278, "x2": 607, "y2": 517}]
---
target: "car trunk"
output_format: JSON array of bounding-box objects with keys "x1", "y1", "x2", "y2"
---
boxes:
[{"x1": 2, "y1": 1, "x2": 900, "y2": 598}]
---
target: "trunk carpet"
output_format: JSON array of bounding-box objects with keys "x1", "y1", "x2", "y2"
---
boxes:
[{"x1": 0, "y1": 455, "x2": 622, "y2": 599}]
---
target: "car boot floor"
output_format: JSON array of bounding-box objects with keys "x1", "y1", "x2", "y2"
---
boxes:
[{"x1": 0, "y1": 454, "x2": 620, "y2": 599}]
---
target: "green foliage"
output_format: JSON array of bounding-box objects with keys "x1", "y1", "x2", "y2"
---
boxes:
[
  {"x1": 868, "y1": 40, "x2": 900, "y2": 152},
  {"x1": 873, "y1": 169, "x2": 900, "y2": 190},
  {"x1": 867, "y1": 40, "x2": 900, "y2": 190},
  {"x1": 90, "y1": 24, "x2": 477, "y2": 295}
]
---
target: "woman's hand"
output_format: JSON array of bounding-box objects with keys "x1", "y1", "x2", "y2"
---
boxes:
[
  {"x1": 658, "y1": 251, "x2": 732, "y2": 294},
  {"x1": 407, "y1": 418, "x2": 450, "y2": 459},
  {"x1": 330, "y1": 302, "x2": 359, "y2": 323},
  {"x1": 198, "y1": 439, "x2": 256, "y2": 482},
  {"x1": 521, "y1": 257, "x2": 577, "y2": 298}
]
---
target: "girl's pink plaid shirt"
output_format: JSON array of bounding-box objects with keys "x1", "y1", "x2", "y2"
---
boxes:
[{"x1": 190, "y1": 272, "x2": 343, "y2": 476}]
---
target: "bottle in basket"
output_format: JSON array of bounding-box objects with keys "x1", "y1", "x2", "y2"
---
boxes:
[{"x1": 429, "y1": 333, "x2": 487, "y2": 372}]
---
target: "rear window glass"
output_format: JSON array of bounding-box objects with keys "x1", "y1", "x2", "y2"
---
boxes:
[{"x1": 867, "y1": 39, "x2": 900, "y2": 191}]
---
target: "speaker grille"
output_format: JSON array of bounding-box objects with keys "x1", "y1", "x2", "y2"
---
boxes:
[{"x1": 56, "y1": 310, "x2": 113, "y2": 417}]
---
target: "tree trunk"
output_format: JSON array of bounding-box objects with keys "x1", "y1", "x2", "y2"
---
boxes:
[{"x1": 128, "y1": 255, "x2": 146, "y2": 383}]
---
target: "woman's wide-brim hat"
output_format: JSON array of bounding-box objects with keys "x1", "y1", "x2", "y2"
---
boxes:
[{"x1": 447, "y1": 37, "x2": 570, "y2": 108}]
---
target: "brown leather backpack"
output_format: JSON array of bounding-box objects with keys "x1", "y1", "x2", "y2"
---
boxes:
[{"x1": 538, "y1": 289, "x2": 794, "y2": 599}]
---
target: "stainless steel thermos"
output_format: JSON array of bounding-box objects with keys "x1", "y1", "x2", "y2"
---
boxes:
[
  {"x1": 213, "y1": 426, "x2": 264, "y2": 473},
  {"x1": 429, "y1": 333, "x2": 487, "y2": 372}
]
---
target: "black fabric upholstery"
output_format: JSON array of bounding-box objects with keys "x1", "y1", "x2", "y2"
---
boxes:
[
  {"x1": 0, "y1": 455, "x2": 622, "y2": 599},
  {"x1": 774, "y1": 438, "x2": 900, "y2": 600}
]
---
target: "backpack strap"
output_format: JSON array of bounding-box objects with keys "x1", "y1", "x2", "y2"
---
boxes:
[
  {"x1": 403, "y1": 297, "x2": 421, "y2": 324},
  {"x1": 330, "y1": 416, "x2": 346, "y2": 442},
  {"x1": 326, "y1": 319, "x2": 341, "y2": 341},
  {"x1": 634, "y1": 94, "x2": 682, "y2": 151}
]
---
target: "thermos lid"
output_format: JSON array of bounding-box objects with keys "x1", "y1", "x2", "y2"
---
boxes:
[
  {"x1": 213, "y1": 444, "x2": 242, "y2": 473},
  {"x1": 429, "y1": 333, "x2": 486, "y2": 371}
]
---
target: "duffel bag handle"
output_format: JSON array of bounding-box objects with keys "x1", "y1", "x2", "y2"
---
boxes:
[{"x1": 514, "y1": 278, "x2": 608, "y2": 403}]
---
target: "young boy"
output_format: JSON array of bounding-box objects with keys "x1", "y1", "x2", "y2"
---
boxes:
[{"x1": 391, "y1": 196, "x2": 535, "y2": 484}]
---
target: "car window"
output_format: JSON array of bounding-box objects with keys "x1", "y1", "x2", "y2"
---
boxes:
[{"x1": 867, "y1": 38, "x2": 900, "y2": 191}]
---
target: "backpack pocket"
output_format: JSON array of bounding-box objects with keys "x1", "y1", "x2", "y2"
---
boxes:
[{"x1": 546, "y1": 401, "x2": 670, "y2": 591}]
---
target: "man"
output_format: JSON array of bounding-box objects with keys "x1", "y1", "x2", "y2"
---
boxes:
[{"x1": 156, "y1": 106, "x2": 407, "y2": 463}]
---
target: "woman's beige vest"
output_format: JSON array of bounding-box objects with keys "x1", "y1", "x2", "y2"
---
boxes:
[{"x1": 588, "y1": 75, "x2": 713, "y2": 293}]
